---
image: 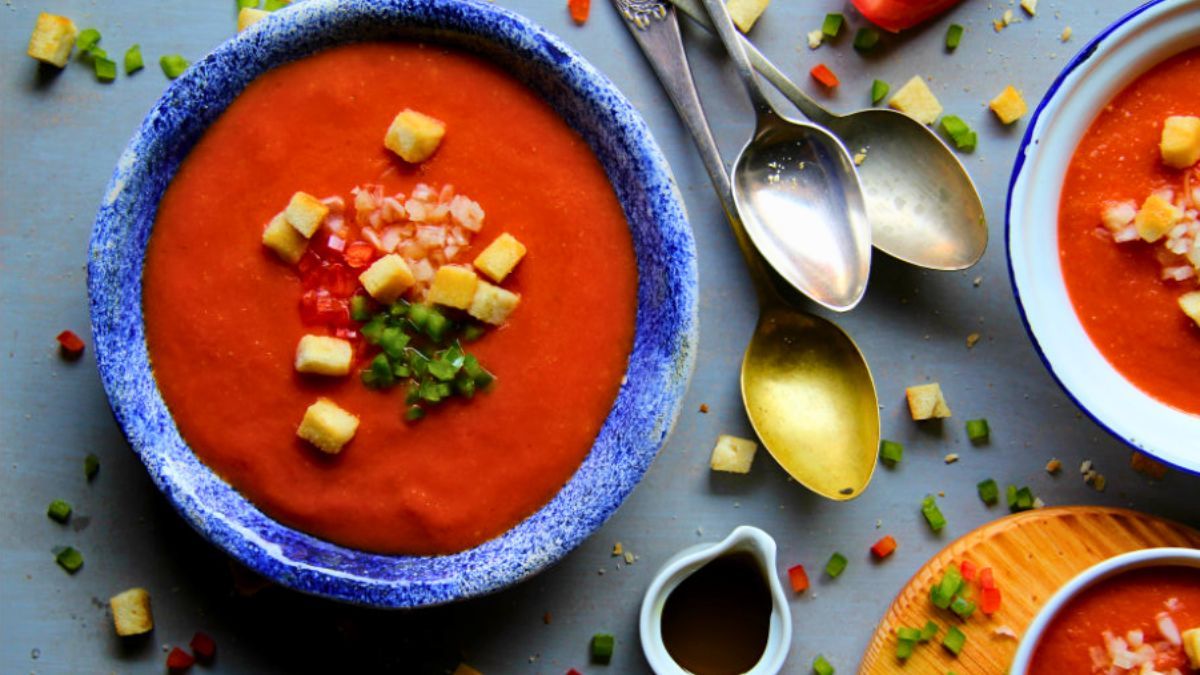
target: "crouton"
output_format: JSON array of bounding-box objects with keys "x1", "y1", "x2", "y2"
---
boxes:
[
  {"x1": 294, "y1": 335, "x2": 353, "y2": 376},
  {"x1": 473, "y1": 232, "x2": 527, "y2": 283},
  {"x1": 1183, "y1": 627, "x2": 1200, "y2": 669},
  {"x1": 110, "y1": 588, "x2": 154, "y2": 637},
  {"x1": 1134, "y1": 193, "x2": 1181, "y2": 243},
  {"x1": 1179, "y1": 292, "x2": 1200, "y2": 328},
  {"x1": 888, "y1": 77, "x2": 943, "y2": 125},
  {"x1": 710, "y1": 435, "x2": 758, "y2": 474},
  {"x1": 284, "y1": 191, "x2": 329, "y2": 238},
  {"x1": 1020, "y1": 0, "x2": 1038, "y2": 15},
  {"x1": 262, "y1": 212, "x2": 309, "y2": 265},
  {"x1": 906, "y1": 383, "x2": 952, "y2": 420},
  {"x1": 359, "y1": 254, "x2": 415, "y2": 303},
  {"x1": 468, "y1": 280, "x2": 520, "y2": 326},
  {"x1": 726, "y1": 0, "x2": 771, "y2": 33},
  {"x1": 297, "y1": 398, "x2": 359, "y2": 454},
  {"x1": 989, "y1": 86, "x2": 1028, "y2": 125},
  {"x1": 452, "y1": 665, "x2": 483, "y2": 675},
  {"x1": 384, "y1": 109, "x2": 446, "y2": 163},
  {"x1": 428, "y1": 265, "x2": 479, "y2": 310},
  {"x1": 1160, "y1": 116, "x2": 1200, "y2": 169},
  {"x1": 27, "y1": 13, "x2": 78, "y2": 68},
  {"x1": 237, "y1": 7, "x2": 270, "y2": 32}
]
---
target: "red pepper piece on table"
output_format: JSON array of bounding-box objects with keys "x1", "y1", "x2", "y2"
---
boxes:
[
  {"x1": 56, "y1": 330, "x2": 86, "y2": 360},
  {"x1": 870, "y1": 535, "x2": 897, "y2": 559},
  {"x1": 166, "y1": 647, "x2": 194, "y2": 671},
  {"x1": 568, "y1": 0, "x2": 590, "y2": 25},
  {"x1": 810, "y1": 64, "x2": 839, "y2": 88},
  {"x1": 787, "y1": 564, "x2": 810, "y2": 593},
  {"x1": 981, "y1": 586, "x2": 1002, "y2": 614},
  {"x1": 960, "y1": 559, "x2": 977, "y2": 582},
  {"x1": 189, "y1": 631, "x2": 216, "y2": 662},
  {"x1": 567, "y1": 670, "x2": 584, "y2": 675}
]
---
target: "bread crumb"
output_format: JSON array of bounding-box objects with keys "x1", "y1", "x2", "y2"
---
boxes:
[
  {"x1": 612, "y1": 542, "x2": 623, "y2": 556},
  {"x1": 1045, "y1": 458, "x2": 1062, "y2": 474},
  {"x1": 807, "y1": 29, "x2": 823, "y2": 49},
  {"x1": 1130, "y1": 451, "x2": 1168, "y2": 480},
  {"x1": 1020, "y1": 0, "x2": 1037, "y2": 16},
  {"x1": 624, "y1": 551, "x2": 635, "y2": 565},
  {"x1": 1060, "y1": 26, "x2": 1072, "y2": 41},
  {"x1": 699, "y1": 403, "x2": 709, "y2": 414},
  {"x1": 944, "y1": 453, "x2": 960, "y2": 464},
  {"x1": 966, "y1": 332, "x2": 981, "y2": 348}
]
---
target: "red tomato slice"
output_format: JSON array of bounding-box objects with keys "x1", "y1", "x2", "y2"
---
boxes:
[{"x1": 851, "y1": 0, "x2": 963, "y2": 32}]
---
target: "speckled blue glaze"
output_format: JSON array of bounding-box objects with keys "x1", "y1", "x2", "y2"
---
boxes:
[{"x1": 87, "y1": 0, "x2": 698, "y2": 608}]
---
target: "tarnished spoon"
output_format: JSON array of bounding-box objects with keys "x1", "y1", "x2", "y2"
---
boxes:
[
  {"x1": 612, "y1": 0, "x2": 880, "y2": 499},
  {"x1": 670, "y1": 0, "x2": 988, "y2": 270}
]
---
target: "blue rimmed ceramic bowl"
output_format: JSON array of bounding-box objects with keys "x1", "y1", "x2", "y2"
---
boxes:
[
  {"x1": 87, "y1": 0, "x2": 697, "y2": 608},
  {"x1": 1006, "y1": 0, "x2": 1200, "y2": 475}
]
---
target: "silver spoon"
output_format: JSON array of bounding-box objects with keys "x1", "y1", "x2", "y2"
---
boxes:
[
  {"x1": 612, "y1": 0, "x2": 880, "y2": 498},
  {"x1": 695, "y1": 1, "x2": 873, "y2": 311},
  {"x1": 670, "y1": 0, "x2": 988, "y2": 270}
]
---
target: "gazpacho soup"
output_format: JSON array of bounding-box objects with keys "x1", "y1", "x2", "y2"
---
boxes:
[
  {"x1": 142, "y1": 42, "x2": 638, "y2": 555},
  {"x1": 1059, "y1": 47, "x2": 1200, "y2": 414},
  {"x1": 1029, "y1": 565, "x2": 1200, "y2": 674}
]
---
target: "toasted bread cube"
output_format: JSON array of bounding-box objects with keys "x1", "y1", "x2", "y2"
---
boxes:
[
  {"x1": 452, "y1": 665, "x2": 482, "y2": 675},
  {"x1": 727, "y1": 0, "x2": 770, "y2": 33},
  {"x1": 428, "y1": 265, "x2": 479, "y2": 310},
  {"x1": 468, "y1": 280, "x2": 520, "y2": 325},
  {"x1": 1160, "y1": 116, "x2": 1200, "y2": 169},
  {"x1": 262, "y1": 212, "x2": 309, "y2": 265},
  {"x1": 110, "y1": 588, "x2": 154, "y2": 637},
  {"x1": 297, "y1": 398, "x2": 359, "y2": 454},
  {"x1": 359, "y1": 254, "x2": 415, "y2": 303},
  {"x1": 1184, "y1": 628, "x2": 1200, "y2": 669},
  {"x1": 1179, "y1": 292, "x2": 1200, "y2": 328},
  {"x1": 473, "y1": 233, "x2": 527, "y2": 283},
  {"x1": 284, "y1": 191, "x2": 329, "y2": 238},
  {"x1": 384, "y1": 109, "x2": 446, "y2": 163},
  {"x1": 1134, "y1": 193, "x2": 1181, "y2": 243},
  {"x1": 27, "y1": 13, "x2": 78, "y2": 68},
  {"x1": 1020, "y1": 0, "x2": 1038, "y2": 15},
  {"x1": 294, "y1": 335, "x2": 353, "y2": 376},
  {"x1": 237, "y1": 7, "x2": 270, "y2": 32},
  {"x1": 989, "y1": 85, "x2": 1028, "y2": 125},
  {"x1": 906, "y1": 383, "x2": 952, "y2": 420},
  {"x1": 710, "y1": 434, "x2": 758, "y2": 474},
  {"x1": 888, "y1": 76, "x2": 943, "y2": 125}
]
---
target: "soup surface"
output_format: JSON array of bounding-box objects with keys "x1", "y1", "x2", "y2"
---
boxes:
[
  {"x1": 143, "y1": 43, "x2": 638, "y2": 555},
  {"x1": 1058, "y1": 48, "x2": 1200, "y2": 413},
  {"x1": 1030, "y1": 566, "x2": 1200, "y2": 674}
]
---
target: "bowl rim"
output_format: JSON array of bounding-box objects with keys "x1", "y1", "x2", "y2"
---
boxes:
[
  {"x1": 86, "y1": 0, "x2": 698, "y2": 608},
  {"x1": 1007, "y1": 546, "x2": 1200, "y2": 672},
  {"x1": 1005, "y1": 0, "x2": 1200, "y2": 476}
]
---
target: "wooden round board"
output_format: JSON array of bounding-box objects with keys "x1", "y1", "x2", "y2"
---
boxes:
[{"x1": 858, "y1": 506, "x2": 1200, "y2": 674}]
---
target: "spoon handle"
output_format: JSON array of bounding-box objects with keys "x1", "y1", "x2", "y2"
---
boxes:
[
  {"x1": 696, "y1": 0, "x2": 777, "y2": 120},
  {"x1": 668, "y1": 0, "x2": 834, "y2": 125}
]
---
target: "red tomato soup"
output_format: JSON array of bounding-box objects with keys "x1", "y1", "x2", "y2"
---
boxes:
[
  {"x1": 1030, "y1": 566, "x2": 1200, "y2": 674},
  {"x1": 1059, "y1": 48, "x2": 1200, "y2": 414},
  {"x1": 142, "y1": 43, "x2": 638, "y2": 555}
]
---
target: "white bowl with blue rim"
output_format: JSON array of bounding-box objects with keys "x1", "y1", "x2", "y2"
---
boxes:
[
  {"x1": 1007, "y1": 0, "x2": 1200, "y2": 475},
  {"x1": 87, "y1": 0, "x2": 698, "y2": 608}
]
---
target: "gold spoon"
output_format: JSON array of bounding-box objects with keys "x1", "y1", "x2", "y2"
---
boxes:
[{"x1": 613, "y1": 0, "x2": 880, "y2": 498}]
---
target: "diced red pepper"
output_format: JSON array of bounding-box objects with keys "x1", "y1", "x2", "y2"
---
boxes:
[
  {"x1": 979, "y1": 566, "x2": 996, "y2": 590},
  {"x1": 166, "y1": 647, "x2": 194, "y2": 671},
  {"x1": 981, "y1": 586, "x2": 1002, "y2": 614},
  {"x1": 870, "y1": 535, "x2": 897, "y2": 559},
  {"x1": 189, "y1": 631, "x2": 216, "y2": 662},
  {"x1": 56, "y1": 330, "x2": 86, "y2": 360},
  {"x1": 321, "y1": 264, "x2": 359, "y2": 298},
  {"x1": 300, "y1": 289, "x2": 351, "y2": 327},
  {"x1": 343, "y1": 241, "x2": 376, "y2": 269},
  {"x1": 567, "y1": 670, "x2": 584, "y2": 675},
  {"x1": 787, "y1": 564, "x2": 810, "y2": 593},
  {"x1": 960, "y1": 559, "x2": 977, "y2": 582},
  {"x1": 810, "y1": 63, "x2": 840, "y2": 88},
  {"x1": 568, "y1": 0, "x2": 590, "y2": 24}
]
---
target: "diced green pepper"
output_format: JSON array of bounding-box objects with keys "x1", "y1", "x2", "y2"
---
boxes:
[
  {"x1": 965, "y1": 418, "x2": 990, "y2": 442},
  {"x1": 919, "y1": 620, "x2": 939, "y2": 642},
  {"x1": 939, "y1": 116, "x2": 978, "y2": 152},
  {"x1": 84, "y1": 453, "x2": 100, "y2": 481},
  {"x1": 407, "y1": 303, "x2": 431, "y2": 330},
  {"x1": 896, "y1": 627, "x2": 922, "y2": 641},
  {"x1": 55, "y1": 546, "x2": 83, "y2": 573},
  {"x1": 942, "y1": 626, "x2": 966, "y2": 656},
  {"x1": 350, "y1": 295, "x2": 372, "y2": 322},
  {"x1": 813, "y1": 654, "x2": 835, "y2": 675},
  {"x1": 407, "y1": 349, "x2": 431, "y2": 378},
  {"x1": 47, "y1": 500, "x2": 72, "y2": 523},
  {"x1": 853, "y1": 28, "x2": 881, "y2": 51},
  {"x1": 977, "y1": 478, "x2": 999, "y2": 505},
  {"x1": 388, "y1": 299, "x2": 410, "y2": 319},
  {"x1": 946, "y1": 24, "x2": 964, "y2": 50},
  {"x1": 361, "y1": 315, "x2": 387, "y2": 344},
  {"x1": 263, "y1": 0, "x2": 289, "y2": 9},
  {"x1": 454, "y1": 373, "x2": 477, "y2": 398},
  {"x1": 950, "y1": 595, "x2": 976, "y2": 618},
  {"x1": 462, "y1": 355, "x2": 494, "y2": 388},
  {"x1": 418, "y1": 378, "x2": 443, "y2": 403},
  {"x1": 77, "y1": 29, "x2": 101, "y2": 55},
  {"x1": 1006, "y1": 484, "x2": 1019, "y2": 509},
  {"x1": 825, "y1": 552, "x2": 848, "y2": 578},
  {"x1": 404, "y1": 383, "x2": 421, "y2": 406},
  {"x1": 379, "y1": 326, "x2": 410, "y2": 360},
  {"x1": 366, "y1": 354, "x2": 395, "y2": 388},
  {"x1": 237, "y1": 0, "x2": 260, "y2": 8},
  {"x1": 591, "y1": 633, "x2": 615, "y2": 664},
  {"x1": 879, "y1": 439, "x2": 903, "y2": 466},
  {"x1": 404, "y1": 405, "x2": 425, "y2": 422},
  {"x1": 461, "y1": 323, "x2": 486, "y2": 342},
  {"x1": 922, "y1": 495, "x2": 946, "y2": 532},
  {"x1": 932, "y1": 567, "x2": 963, "y2": 609},
  {"x1": 896, "y1": 638, "x2": 915, "y2": 660},
  {"x1": 424, "y1": 310, "x2": 450, "y2": 343},
  {"x1": 821, "y1": 13, "x2": 844, "y2": 38},
  {"x1": 160, "y1": 54, "x2": 189, "y2": 79},
  {"x1": 124, "y1": 45, "x2": 144, "y2": 74},
  {"x1": 1013, "y1": 486, "x2": 1035, "y2": 512},
  {"x1": 871, "y1": 79, "x2": 890, "y2": 105}
]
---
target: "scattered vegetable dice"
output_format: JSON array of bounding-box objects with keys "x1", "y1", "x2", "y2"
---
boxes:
[
  {"x1": 813, "y1": 654, "x2": 835, "y2": 675},
  {"x1": 939, "y1": 115, "x2": 978, "y2": 152},
  {"x1": 160, "y1": 54, "x2": 189, "y2": 79},
  {"x1": 879, "y1": 439, "x2": 903, "y2": 466},
  {"x1": 825, "y1": 552, "x2": 848, "y2": 578},
  {"x1": 166, "y1": 646, "x2": 194, "y2": 671},
  {"x1": 568, "y1": 0, "x2": 591, "y2": 25},
  {"x1": 591, "y1": 633, "x2": 615, "y2": 664},
  {"x1": 56, "y1": 330, "x2": 86, "y2": 359},
  {"x1": 870, "y1": 79, "x2": 890, "y2": 105},
  {"x1": 853, "y1": 28, "x2": 881, "y2": 51},
  {"x1": 977, "y1": 478, "x2": 998, "y2": 505},
  {"x1": 943, "y1": 625, "x2": 967, "y2": 656},
  {"x1": 921, "y1": 495, "x2": 946, "y2": 532},
  {"x1": 55, "y1": 546, "x2": 83, "y2": 573},
  {"x1": 870, "y1": 535, "x2": 897, "y2": 559},
  {"x1": 47, "y1": 499, "x2": 72, "y2": 523},
  {"x1": 810, "y1": 63, "x2": 839, "y2": 88},
  {"x1": 190, "y1": 631, "x2": 216, "y2": 662},
  {"x1": 822, "y1": 13, "x2": 844, "y2": 38},
  {"x1": 945, "y1": 23, "x2": 964, "y2": 49},
  {"x1": 124, "y1": 44, "x2": 144, "y2": 74},
  {"x1": 787, "y1": 563, "x2": 810, "y2": 593},
  {"x1": 85, "y1": 453, "x2": 100, "y2": 481},
  {"x1": 965, "y1": 418, "x2": 990, "y2": 442}
]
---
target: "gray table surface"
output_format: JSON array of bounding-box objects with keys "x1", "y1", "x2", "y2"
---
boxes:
[{"x1": 3, "y1": 0, "x2": 1198, "y2": 673}]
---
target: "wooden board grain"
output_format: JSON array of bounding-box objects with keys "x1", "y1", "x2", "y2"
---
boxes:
[{"x1": 858, "y1": 506, "x2": 1200, "y2": 674}]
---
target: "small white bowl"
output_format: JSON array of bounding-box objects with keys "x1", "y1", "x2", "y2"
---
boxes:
[
  {"x1": 1009, "y1": 547, "x2": 1200, "y2": 673},
  {"x1": 1006, "y1": 0, "x2": 1200, "y2": 474},
  {"x1": 639, "y1": 526, "x2": 792, "y2": 675}
]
